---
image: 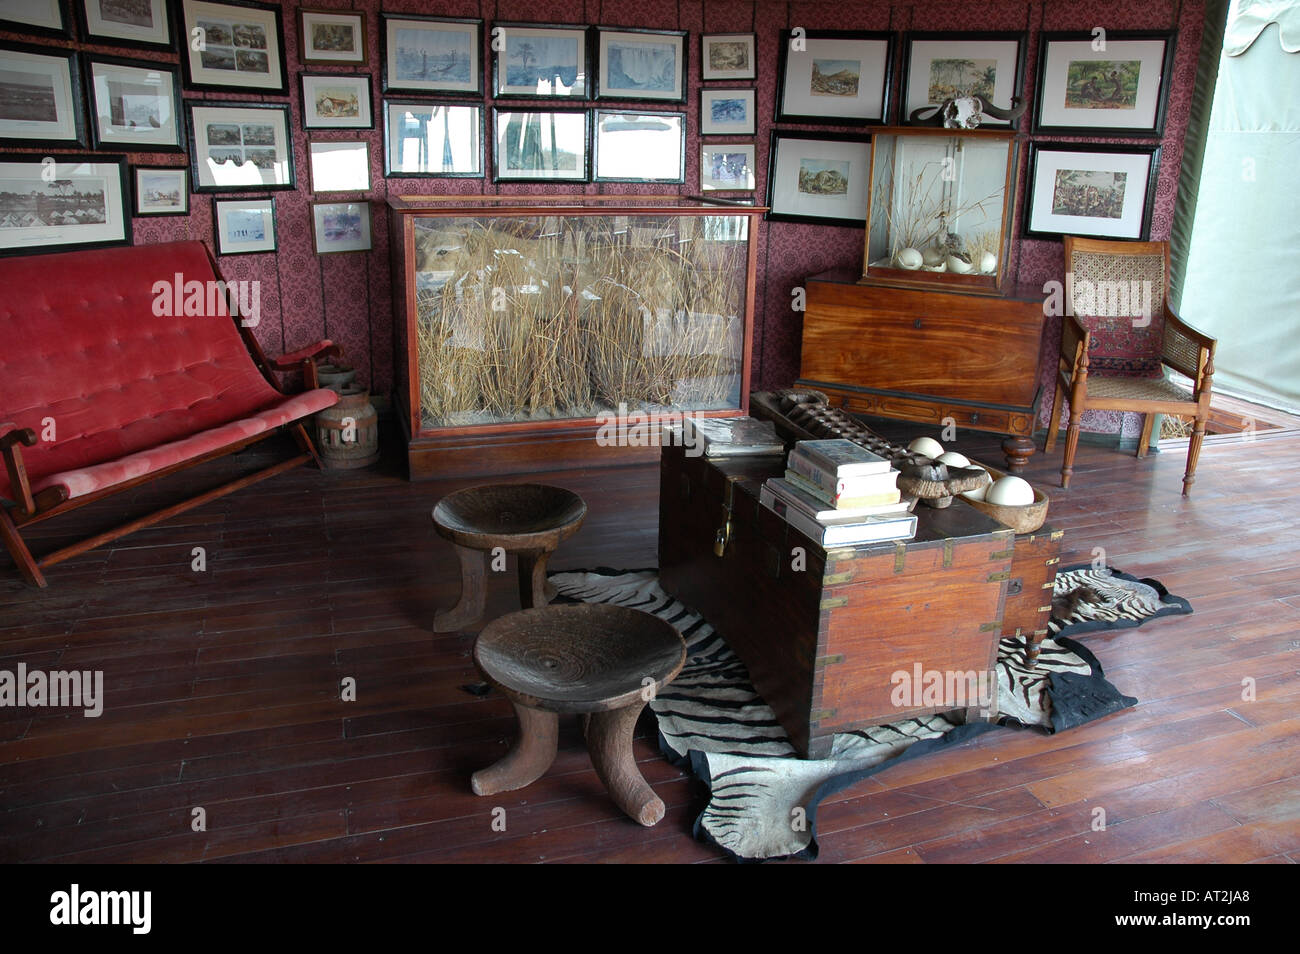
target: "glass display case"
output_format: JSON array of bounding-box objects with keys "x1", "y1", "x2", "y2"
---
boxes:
[
  {"x1": 388, "y1": 195, "x2": 764, "y2": 478},
  {"x1": 860, "y1": 127, "x2": 1018, "y2": 295}
]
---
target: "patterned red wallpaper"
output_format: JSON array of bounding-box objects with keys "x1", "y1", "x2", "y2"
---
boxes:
[{"x1": 2, "y1": 0, "x2": 1205, "y2": 441}]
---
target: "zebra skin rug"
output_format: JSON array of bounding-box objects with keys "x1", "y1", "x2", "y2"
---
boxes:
[{"x1": 549, "y1": 564, "x2": 1192, "y2": 862}]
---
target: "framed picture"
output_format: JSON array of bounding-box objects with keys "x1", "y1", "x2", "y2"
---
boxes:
[
  {"x1": 0, "y1": 45, "x2": 85, "y2": 148},
  {"x1": 595, "y1": 28, "x2": 686, "y2": 103},
  {"x1": 308, "y1": 140, "x2": 370, "y2": 194},
  {"x1": 492, "y1": 22, "x2": 588, "y2": 99},
  {"x1": 700, "y1": 144, "x2": 755, "y2": 192},
  {"x1": 1034, "y1": 31, "x2": 1176, "y2": 137},
  {"x1": 593, "y1": 109, "x2": 684, "y2": 183},
  {"x1": 86, "y1": 55, "x2": 184, "y2": 152},
  {"x1": 298, "y1": 7, "x2": 367, "y2": 66},
  {"x1": 301, "y1": 73, "x2": 372, "y2": 129},
  {"x1": 700, "y1": 88, "x2": 755, "y2": 136},
  {"x1": 188, "y1": 101, "x2": 294, "y2": 192},
  {"x1": 493, "y1": 108, "x2": 588, "y2": 183},
  {"x1": 76, "y1": 0, "x2": 172, "y2": 49},
  {"x1": 178, "y1": 0, "x2": 288, "y2": 95},
  {"x1": 0, "y1": 0, "x2": 70, "y2": 38},
  {"x1": 0, "y1": 154, "x2": 130, "y2": 256},
  {"x1": 1024, "y1": 142, "x2": 1161, "y2": 241},
  {"x1": 775, "y1": 30, "x2": 893, "y2": 126},
  {"x1": 311, "y1": 200, "x2": 371, "y2": 255},
  {"x1": 213, "y1": 195, "x2": 275, "y2": 255},
  {"x1": 382, "y1": 14, "x2": 481, "y2": 96},
  {"x1": 901, "y1": 32, "x2": 1026, "y2": 127},
  {"x1": 131, "y1": 164, "x2": 188, "y2": 216},
  {"x1": 701, "y1": 33, "x2": 755, "y2": 81},
  {"x1": 384, "y1": 100, "x2": 482, "y2": 177},
  {"x1": 765, "y1": 130, "x2": 871, "y2": 227}
]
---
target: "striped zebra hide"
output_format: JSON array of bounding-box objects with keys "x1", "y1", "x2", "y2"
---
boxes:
[{"x1": 549, "y1": 563, "x2": 1191, "y2": 862}]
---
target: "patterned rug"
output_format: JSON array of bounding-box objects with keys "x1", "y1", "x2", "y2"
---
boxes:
[{"x1": 550, "y1": 564, "x2": 1192, "y2": 862}]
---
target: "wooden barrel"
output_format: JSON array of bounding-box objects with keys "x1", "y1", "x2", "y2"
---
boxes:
[{"x1": 315, "y1": 386, "x2": 379, "y2": 469}]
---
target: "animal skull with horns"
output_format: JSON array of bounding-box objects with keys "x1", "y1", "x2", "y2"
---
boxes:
[{"x1": 908, "y1": 94, "x2": 1028, "y2": 129}]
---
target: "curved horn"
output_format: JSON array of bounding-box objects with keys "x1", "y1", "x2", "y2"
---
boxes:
[
  {"x1": 908, "y1": 102, "x2": 949, "y2": 126},
  {"x1": 975, "y1": 95, "x2": 1028, "y2": 122}
]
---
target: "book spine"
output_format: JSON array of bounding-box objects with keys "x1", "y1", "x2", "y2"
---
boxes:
[
  {"x1": 759, "y1": 491, "x2": 829, "y2": 546},
  {"x1": 785, "y1": 453, "x2": 843, "y2": 496},
  {"x1": 823, "y1": 513, "x2": 918, "y2": 547},
  {"x1": 795, "y1": 443, "x2": 890, "y2": 476}
]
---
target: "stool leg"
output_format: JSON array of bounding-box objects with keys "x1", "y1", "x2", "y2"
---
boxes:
[
  {"x1": 471, "y1": 701, "x2": 558, "y2": 796},
  {"x1": 434, "y1": 544, "x2": 486, "y2": 633},
  {"x1": 586, "y1": 702, "x2": 664, "y2": 827},
  {"x1": 517, "y1": 548, "x2": 556, "y2": 609}
]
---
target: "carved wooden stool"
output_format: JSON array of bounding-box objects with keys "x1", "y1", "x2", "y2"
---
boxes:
[
  {"x1": 471, "y1": 603, "x2": 686, "y2": 827},
  {"x1": 431, "y1": 484, "x2": 586, "y2": 633}
]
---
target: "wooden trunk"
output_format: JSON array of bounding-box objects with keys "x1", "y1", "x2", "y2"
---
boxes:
[{"x1": 658, "y1": 445, "x2": 1015, "y2": 758}]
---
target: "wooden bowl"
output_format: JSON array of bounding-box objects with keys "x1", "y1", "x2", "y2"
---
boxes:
[{"x1": 959, "y1": 463, "x2": 1050, "y2": 534}]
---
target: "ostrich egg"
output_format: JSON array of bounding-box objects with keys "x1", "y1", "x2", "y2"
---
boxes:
[
  {"x1": 985, "y1": 475, "x2": 1035, "y2": 507},
  {"x1": 907, "y1": 437, "x2": 944, "y2": 458},
  {"x1": 935, "y1": 451, "x2": 970, "y2": 467}
]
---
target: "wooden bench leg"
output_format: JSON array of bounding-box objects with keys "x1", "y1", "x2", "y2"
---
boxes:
[
  {"x1": 0, "y1": 509, "x2": 45, "y2": 588},
  {"x1": 471, "y1": 701, "x2": 558, "y2": 796},
  {"x1": 517, "y1": 548, "x2": 556, "y2": 609},
  {"x1": 586, "y1": 701, "x2": 664, "y2": 827},
  {"x1": 434, "y1": 544, "x2": 486, "y2": 633}
]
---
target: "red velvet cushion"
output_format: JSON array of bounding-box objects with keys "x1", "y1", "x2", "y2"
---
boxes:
[{"x1": 0, "y1": 241, "x2": 333, "y2": 502}]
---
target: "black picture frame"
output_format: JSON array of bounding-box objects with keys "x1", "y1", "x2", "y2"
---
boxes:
[
  {"x1": 0, "y1": 43, "x2": 86, "y2": 148},
  {"x1": 492, "y1": 106, "x2": 590, "y2": 183},
  {"x1": 383, "y1": 99, "x2": 484, "y2": 178},
  {"x1": 131, "y1": 164, "x2": 189, "y2": 216},
  {"x1": 774, "y1": 29, "x2": 894, "y2": 126},
  {"x1": 1033, "y1": 30, "x2": 1177, "y2": 138},
  {"x1": 593, "y1": 26, "x2": 688, "y2": 103},
  {"x1": 592, "y1": 108, "x2": 685, "y2": 183},
  {"x1": 84, "y1": 53, "x2": 185, "y2": 152},
  {"x1": 0, "y1": 0, "x2": 72, "y2": 39},
  {"x1": 764, "y1": 128, "x2": 873, "y2": 227},
  {"x1": 1023, "y1": 141, "x2": 1162, "y2": 241},
  {"x1": 0, "y1": 152, "x2": 131, "y2": 257},
  {"x1": 899, "y1": 30, "x2": 1027, "y2": 128},
  {"x1": 212, "y1": 194, "x2": 276, "y2": 255},
  {"x1": 186, "y1": 99, "x2": 295, "y2": 193},
  {"x1": 381, "y1": 13, "x2": 484, "y2": 97},
  {"x1": 300, "y1": 72, "x2": 374, "y2": 130},
  {"x1": 75, "y1": 0, "x2": 174, "y2": 50},
  {"x1": 491, "y1": 21, "x2": 590, "y2": 99},
  {"x1": 177, "y1": 0, "x2": 289, "y2": 96}
]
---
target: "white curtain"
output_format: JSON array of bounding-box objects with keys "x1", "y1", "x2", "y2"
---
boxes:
[{"x1": 1179, "y1": 0, "x2": 1300, "y2": 411}]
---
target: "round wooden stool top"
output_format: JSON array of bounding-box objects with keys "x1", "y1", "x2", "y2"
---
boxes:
[
  {"x1": 432, "y1": 484, "x2": 587, "y2": 552},
  {"x1": 473, "y1": 603, "x2": 686, "y2": 714}
]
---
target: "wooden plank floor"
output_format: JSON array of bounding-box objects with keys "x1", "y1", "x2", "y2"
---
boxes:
[{"x1": 1, "y1": 421, "x2": 1297, "y2": 864}]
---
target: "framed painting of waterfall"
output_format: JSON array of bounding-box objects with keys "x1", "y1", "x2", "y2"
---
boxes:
[
  {"x1": 594, "y1": 28, "x2": 686, "y2": 103},
  {"x1": 382, "y1": 14, "x2": 482, "y2": 97}
]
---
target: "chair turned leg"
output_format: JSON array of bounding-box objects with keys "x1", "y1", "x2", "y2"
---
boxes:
[
  {"x1": 1044, "y1": 385, "x2": 1065, "y2": 453},
  {"x1": 1061, "y1": 412, "x2": 1082, "y2": 489},
  {"x1": 434, "y1": 544, "x2": 486, "y2": 632},
  {"x1": 1183, "y1": 419, "x2": 1207, "y2": 497},
  {"x1": 516, "y1": 548, "x2": 556, "y2": 609},
  {"x1": 586, "y1": 702, "x2": 663, "y2": 827},
  {"x1": 1137, "y1": 413, "x2": 1155, "y2": 459},
  {"x1": 0, "y1": 510, "x2": 45, "y2": 588},
  {"x1": 471, "y1": 701, "x2": 558, "y2": 796}
]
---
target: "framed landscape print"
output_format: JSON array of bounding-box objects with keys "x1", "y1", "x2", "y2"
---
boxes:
[
  {"x1": 493, "y1": 108, "x2": 588, "y2": 183},
  {"x1": 86, "y1": 56, "x2": 184, "y2": 152},
  {"x1": 131, "y1": 165, "x2": 188, "y2": 216},
  {"x1": 188, "y1": 101, "x2": 294, "y2": 192},
  {"x1": 308, "y1": 140, "x2": 369, "y2": 194},
  {"x1": 311, "y1": 200, "x2": 371, "y2": 254},
  {"x1": 384, "y1": 101, "x2": 482, "y2": 177},
  {"x1": 1034, "y1": 31, "x2": 1176, "y2": 136},
  {"x1": 901, "y1": 32, "x2": 1026, "y2": 127},
  {"x1": 382, "y1": 15, "x2": 482, "y2": 96},
  {"x1": 776, "y1": 30, "x2": 893, "y2": 126},
  {"x1": 76, "y1": 0, "x2": 172, "y2": 49},
  {"x1": 0, "y1": 45, "x2": 84, "y2": 148},
  {"x1": 178, "y1": 0, "x2": 288, "y2": 95},
  {"x1": 301, "y1": 73, "x2": 372, "y2": 129},
  {"x1": 765, "y1": 130, "x2": 871, "y2": 226},
  {"x1": 298, "y1": 7, "x2": 367, "y2": 66},
  {"x1": 595, "y1": 28, "x2": 686, "y2": 103},
  {"x1": 492, "y1": 22, "x2": 587, "y2": 99},
  {"x1": 593, "y1": 109, "x2": 684, "y2": 183},
  {"x1": 700, "y1": 144, "x2": 755, "y2": 192},
  {"x1": 0, "y1": 155, "x2": 130, "y2": 256},
  {"x1": 699, "y1": 88, "x2": 755, "y2": 136},
  {"x1": 701, "y1": 33, "x2": 755, "y2": 81},
  {"x1": 0, "y1": 0, "x2": 70, "y2": 38},
  {"x1": 1024, "y1": 142, "x2": 1161, "y2": 240},
  {"x1": 213, "y1": 195, "x2": 275, "y2": 255}
]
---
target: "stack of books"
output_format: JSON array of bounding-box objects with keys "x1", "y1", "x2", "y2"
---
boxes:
[
  {"x1": 682, "y1": 416, "x2": 785, "y2": 458},
  {"x1": 760, "y1": 439, "x2": 917, "y2": 547}
]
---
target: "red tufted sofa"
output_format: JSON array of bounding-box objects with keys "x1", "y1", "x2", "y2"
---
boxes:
[{"x1": 0, "y1": 240, "x2": 341, "y2": 586}]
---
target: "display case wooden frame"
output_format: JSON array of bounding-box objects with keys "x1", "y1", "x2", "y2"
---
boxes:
[
  {"x1": 860, "y1": 125, "x2": 1019, "y2": 296},
  {"x1": 386, "y1": 195, "x2": 767, "y2": 479}
]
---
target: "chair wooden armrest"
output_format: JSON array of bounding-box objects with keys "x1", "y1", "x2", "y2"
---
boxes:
[
  {"x1": 268, "y1": 340, "x2": 342, "y2": 389},
  {"x1": 1162, "y1": 310, "x2": 1217, "y2": 392},
  {"x1": 1061, "y1": 313, "x2": 1090, "y2": 379},
  {"x1": 0, "y1": 424, "x2": 37, "y2": 515}
]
